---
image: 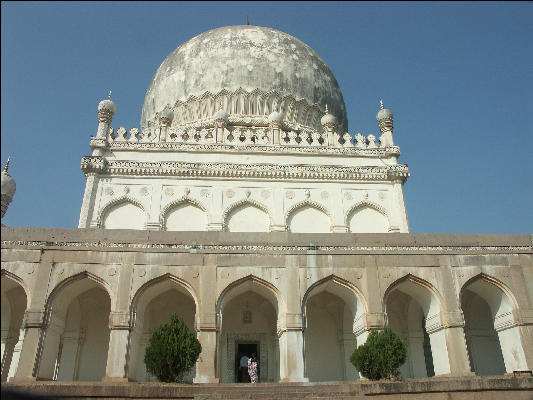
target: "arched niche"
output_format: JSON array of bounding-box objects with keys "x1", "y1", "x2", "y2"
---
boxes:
[
  {"x1": 347, "y1": 203, "x2": 389, "y2": 233},
  {"x1": 128, "y1": 275, "x2": 198, "y2": 382},
  {"x1": 287, "y1": 203, "x2": 330, "y2": 233},
  {"x1": 102, "y1": 200, "x2": 146, "y2": 230},
  {"x1": 302, "y1": 276, "x2": 365, "y2": 381},
  {"x1": 461, "y1": 274, "x2": 528, "y2": 374},
  {"x1": 1, "y1": 274, "x2": 28, "y2": 382},
  {"x1": 38, "y1": 273, "x2": 111, "y2": 381},
  {"x1": 164, "y1": 201, "x2": 208, "y2": 231},
  {"x1": 216, "y1": 276, "x2": 284, "y2": 383},
  {"x1": 224, "y1": 202, "x2": 271, "y2": 232},
  {"x1": 384, "y1": 275, "x2": 447, "y2": 378}
]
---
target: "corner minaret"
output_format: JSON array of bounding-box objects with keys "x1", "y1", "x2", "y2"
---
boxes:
[
  {"x1": 377, "y1": 99, "x2": 394, "y2": 146},
  {"x1": 1, "y1": 157, "x2": 16, "y2": 220}
]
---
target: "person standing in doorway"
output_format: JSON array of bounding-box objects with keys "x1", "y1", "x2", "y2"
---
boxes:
[
  {"x1": 239, "y1": 353, "x2": 250, "y2": 382},
  {"x1": 248, "y1": 353, "x2": 259, "y2": 383}
]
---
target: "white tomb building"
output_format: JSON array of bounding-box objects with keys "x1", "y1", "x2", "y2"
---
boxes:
[
  {"x1": 1, "y1": 25, "x2": 532, "y2": 386},
  {"x1": 78, "y1": 25, "x2": 409, "y2": 234}
]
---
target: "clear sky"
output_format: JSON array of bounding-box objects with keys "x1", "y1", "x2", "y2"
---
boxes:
[{"x1": 1, "y1": 2, "x2": 532, "y2": 233}]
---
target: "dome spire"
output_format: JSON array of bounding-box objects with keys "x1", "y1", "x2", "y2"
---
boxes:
[
  {"x1": 108, "y1": 90, "x2": 112, "y2": 100},
  {"x1": 3, "y1": 156, "x2": 10, "y2": 173},
  {"x1": 380, "y1": 99, "x2": 384, "y2": 110},
  {"x1": 246, "y1": 16, "x2": 250, "y2": 25}
]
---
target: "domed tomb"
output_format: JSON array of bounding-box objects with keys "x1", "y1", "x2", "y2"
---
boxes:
[{"x1": 141, "y1": 25, "x2": 347, "y2": 134}]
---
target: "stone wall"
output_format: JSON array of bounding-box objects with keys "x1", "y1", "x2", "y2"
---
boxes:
[{"x1": 1, "y1": 228, "x2": 532, "y2": 384}]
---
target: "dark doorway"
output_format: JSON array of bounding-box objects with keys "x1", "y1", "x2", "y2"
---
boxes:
[{"x1": 235, "y1": 342, "x2": 259, "y2": 382}]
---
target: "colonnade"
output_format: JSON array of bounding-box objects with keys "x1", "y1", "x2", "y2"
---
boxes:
[{"x1": 2, "y1": 268, "x2": 531, "y2": 383}]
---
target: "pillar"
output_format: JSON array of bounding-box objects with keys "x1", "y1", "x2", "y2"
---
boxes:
[
  {"x1": 11, "y1": 310, "x2": 45, "y2": 381},
  {"x1": 278, "y1": 324, "x2": 307, "y2": 382},
  {"x1": 103, "y1": 312, "x2": 131, "y2": 382}
]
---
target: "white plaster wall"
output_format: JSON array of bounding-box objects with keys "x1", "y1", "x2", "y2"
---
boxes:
[
  {"x1": 348, "y1": 207, "x2": 389, "y2": 233},
  {"x1": 103, "y1": 202, "x2": 145, "y2": 230},
  {"x1": 288, "y1": 206, "x2": 330, "y2": 233},
  {"x1": 226, "y1": 205, "x2": 269, "y2": 232},
  {"x1": 165, "y1": 203, "x2": 208, "y2": 231},
  {"x1": 81, "y1": 175, "x2": 407, "y2": 233}
]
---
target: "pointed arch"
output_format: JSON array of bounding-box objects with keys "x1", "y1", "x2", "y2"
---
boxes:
[
  {"x1": 216, "y1": 274, "x2": 286, "y2": 318},
  {"x1": 160, "y1": 195, "x2": 210, "y2": 231},
  {"x1": 459, "y1": 272, "x2": 519, "y2": 312},
  {"x1": 130, "y1": 273, "x2": 199, "y2": 321},
  {"x1": 285, "y1": 199, "x2": 331, "y2": 233},
  {"x1": 344, "y1": 200, "x2": 390, "y2": 226},
  {"x1": 222, "y1": 198, "x2": 273, "y2": 231},
  {"x1": 1, "y1": 270, "x2": 30, "y2": 309},
  {"x1": 97, "y1": 195, "x2": 147, "y2": 229},
  {"x1": 302, "y1": 274, "x2": 367, "y2": 325},
  {"x1": 45, "y1": 271, "x2": 112, "y2": 313},
  {"x1": 383, "y1": 273, "x2": 444, "y2": 318}
]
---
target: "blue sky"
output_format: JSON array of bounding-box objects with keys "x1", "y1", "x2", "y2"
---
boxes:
[{"x1": 1, "y1": 2, "x2": 532, "y2": 233}]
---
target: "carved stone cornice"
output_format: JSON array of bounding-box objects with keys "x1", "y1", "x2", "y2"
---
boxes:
[
  {"x1": 80, "y1": 157, "x2": 410, "y2": 182},
  {"x1": 101, "y1": 141, "x2": 401, "y2": 158},
  {"x1": 3, "y1": 239, "x2": 530, "y2": 255},
  {"x1": 80, "y1": 156, "x2": 106, "y2": 176}
]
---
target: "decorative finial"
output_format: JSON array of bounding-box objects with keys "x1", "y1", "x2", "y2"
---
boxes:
[
  {"x1": 246, "y1": 16, "x2": 250, "y2": 25},
  {"x1": 380, "y1": 99, "x2": 384, "y2": 110},
  {"x1": 108, "y1": 91, "x2": 112, "y2": 100},
  {"x1": 3, "y1": 157, "x2": 10, "y2": 173},
  {"x1": 325, "y1": 104, "x2": 329, "y2": 114}
]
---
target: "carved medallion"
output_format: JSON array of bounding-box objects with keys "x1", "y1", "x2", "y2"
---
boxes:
[
  {"x1": 321, "y1": 191, "x2": 329, "y2": 200},
  {"x1": 164, "y1": 187, "x2": 174, "y2": 196},
  {"x1": 261, "y1": 189, "x2": 270, "y2": 199},
  {"x1": 104, "y1": 187, "x2": 114, "y2": 196},
  {"x1": 139, "y1": 186, "x2": 149, "y2": 196},
  {"x1": 200, "y1": 188, "x2": 209, "y2": 198},
  {"x1": 344, "y1": 192, "x2": 353, "y2": 200},
  {"x1": 285, "y1": 190, "x2": 294, "y2": 199},
  {"x1": 226, "y1": 189, "x2": 235, "y2": 198}
]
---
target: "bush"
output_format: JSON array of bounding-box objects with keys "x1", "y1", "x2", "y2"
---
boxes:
[
  {"x1": 144, "y1": 314, "x2": 202, "y2": 382},
  {"x1": 350, "y1": 327, "x2": 407, "y2": 380}
]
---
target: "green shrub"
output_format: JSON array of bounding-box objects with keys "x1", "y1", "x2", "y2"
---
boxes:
[
  {"x1": 350, "y1": 327, "x2": 407, "y2": 380},
  {"x1": 144, "y1": 314, "x2": 202, "y2": 382}
]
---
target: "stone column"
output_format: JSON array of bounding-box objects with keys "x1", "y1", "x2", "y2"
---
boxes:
[
  {"x1": 194, "y1": 328, "x2": 218, "y2": 383},
  {"x1": 1, "y1": 333, "x2": 17, "y2": 381},
  {"x1": 278, "y1": 318, "x2": 307, "y2": 382},
  {"x1": 103, "y1": 312, "x2": 131, "y2": 382},
  {"x1": 11, "y1": 310, "x2": 45, "y2": 381},
  {"x1": 195, "y1": 256, "x2": 218, "y2": 383}
]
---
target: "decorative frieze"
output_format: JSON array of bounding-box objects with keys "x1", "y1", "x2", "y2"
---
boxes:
[{"x1": 80, "y1": 157, "x2": 410, "y2": 182}]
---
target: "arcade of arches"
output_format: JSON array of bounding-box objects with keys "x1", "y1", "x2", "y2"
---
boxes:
[{"x1": 1, "y1": 229, "x2": 532, "y2": 383}]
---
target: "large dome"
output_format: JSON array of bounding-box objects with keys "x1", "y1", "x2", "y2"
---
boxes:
[{"x1": 141, "y1": 25, "x2": 347, "y2": 133}]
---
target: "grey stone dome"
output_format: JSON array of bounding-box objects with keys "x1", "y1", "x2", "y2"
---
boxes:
[
  {"x1": 98, "y1": 98, "x2": 116, "y2": 114},
  {"x1": 377, "y1": 108, "x2": 393, "y2": 121},
  {"x1": 141, "y1": 25, "x2": 347, "y2": 132},
  {"x1": 1, "y1": 170, "x2": 16, "y2": 198}
]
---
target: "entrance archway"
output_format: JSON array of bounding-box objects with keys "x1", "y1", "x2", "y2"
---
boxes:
[
  {"x1": 384, "y1": 275, "x2": 448, "y2": 378},
  {"x1": 461, "y1": 275, "x2": 528, "y2": 374},
  {"x1": 1, "y1": 274, "x2": 27, "y2": 381},
  {"x1": 217, "y1": 276, "x2": 282, "y2": 382},
  {"x1": 39, "y1": 274, "x2": 111, "y2": 381},
  {"x1": 129, "y1": 275, "x2": 197, "y2": 382},
  {"x1": 302, "y1": 276, "x2": 365, "y2": 381}
]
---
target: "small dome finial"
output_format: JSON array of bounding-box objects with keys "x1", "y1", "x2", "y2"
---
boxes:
[
  {"x1": 380, "y1": 99, "x2": 384, "y2": 110},
  {"x1": 325, "y1": 104, "x2": 329, "y2": 113},
  {"x1": 246, "y1": 16, "x2": 250, "y2": 25},
  {"x1": 3, "y1": 157, "x2": 10, "y2": 173},
  {"x1": 108, "y1": 91, "x2": 112, "y2": 100}
]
